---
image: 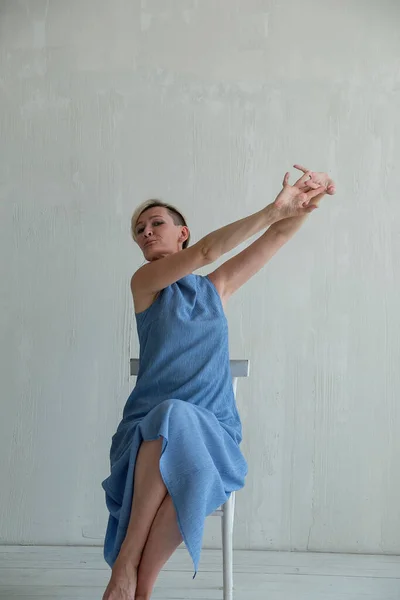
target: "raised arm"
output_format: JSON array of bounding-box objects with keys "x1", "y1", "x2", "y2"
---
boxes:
[
  {"x1": 131, "y1": 168, "x2": 328, "y2": 312},
  {"x1": 132, "y1": 201, "x2": 283, "y2": 299},
  {"x1": 208, "y1": 167, "x2": 333, "y2": 303}
]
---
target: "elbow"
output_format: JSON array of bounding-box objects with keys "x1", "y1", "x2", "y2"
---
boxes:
[{"x1": 198, "y1": 238, "x2": 219, "y2": 265}]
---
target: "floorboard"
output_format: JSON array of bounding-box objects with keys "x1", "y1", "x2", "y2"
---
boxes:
[{"x1": 1, "y1": 546, "x2": 399, "y2": 599}]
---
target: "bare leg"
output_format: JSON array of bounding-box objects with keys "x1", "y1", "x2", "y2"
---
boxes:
[
  {"x1": 135, "y1": 494, "x2": 183, "y2": 600},
  {"x1": 103, "y1": 438, "x2": 167, "y2": 600}
]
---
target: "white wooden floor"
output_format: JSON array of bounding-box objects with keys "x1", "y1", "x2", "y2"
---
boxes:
[{"x1": 1, "y1": 546, "x2": 400, "y2": 600}]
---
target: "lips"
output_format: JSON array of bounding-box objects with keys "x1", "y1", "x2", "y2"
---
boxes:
[{"x1": 144, "y1": 240, "x2": 157, "y2": 247}]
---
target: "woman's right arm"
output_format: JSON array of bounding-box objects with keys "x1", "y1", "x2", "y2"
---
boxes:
[
  {"x1": 131, "y1": 169, "x2": 323, "y2": 304},
  {"x1": 131, "y1": 203, "x2": 281, "y2": 299}
]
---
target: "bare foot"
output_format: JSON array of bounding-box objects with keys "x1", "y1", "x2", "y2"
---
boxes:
[{"x1": 102, "y1": 561, "x2": 137, "y2": 600}]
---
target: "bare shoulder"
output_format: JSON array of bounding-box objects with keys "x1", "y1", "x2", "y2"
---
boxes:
[
  {"x1": 130, "y1": 273, "x2": 160, "y2": 314},
  {"x1": 131, "y1": 242, "x2": 210, "y2": 300},
  {"x1": 206, "y1": 271, "x2": 228, "y2": 309}
]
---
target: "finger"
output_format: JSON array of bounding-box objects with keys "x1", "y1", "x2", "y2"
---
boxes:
[
  {"x1": 303, "y1": 186, "x2": 326, "y2": 203},
  {"x1": 295, "y1": 171, "x2": 313, "y2": 187},
  {"x1": 327, "y1": 184, "x2": 336, "y2": 195},
  {"x1": 283, "y1": 172, "x2": 290, "y2": 187},
  {"x1": 303, "y1": 180, "x2": 320, "y2": 190},
  {"x1": 293, "y1": 164, "x2": 309, "y2": 174},
  {"x1": 301, "y1": 189, "x2": 325, "y2": 206},
  {"x1": 305, "y1": 204, "x2": 318, "y2": 213}
]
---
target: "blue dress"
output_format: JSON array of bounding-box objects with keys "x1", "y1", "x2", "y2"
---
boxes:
[{"x1": 102, "y1": 274, "x2": 248, "y2": 573}]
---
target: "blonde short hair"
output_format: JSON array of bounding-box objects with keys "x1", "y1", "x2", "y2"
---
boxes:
[{"x1": 131, "y1": 199, "x2": 190, "y2": 249}]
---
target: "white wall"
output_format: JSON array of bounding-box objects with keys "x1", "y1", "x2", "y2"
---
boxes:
[{"x1": 1, "y1": 0, "x2": 400, "y2": 554}]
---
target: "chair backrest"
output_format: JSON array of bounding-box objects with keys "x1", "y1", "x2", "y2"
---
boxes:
[{"x1": 129, "y1": 358, "x2": 250, "y2": 397}]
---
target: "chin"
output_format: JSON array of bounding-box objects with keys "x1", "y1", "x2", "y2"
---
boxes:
[
  {"x1": 143, "y1": 246, "x2": 161, "y2": 261},
  {"x1": 144, "y1": 247, "x2": 176, "y2": 262}
]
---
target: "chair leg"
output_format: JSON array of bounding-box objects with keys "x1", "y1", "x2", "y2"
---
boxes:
[{"x1": 222, "y1": 492, "x2": 235, "y2": 600}]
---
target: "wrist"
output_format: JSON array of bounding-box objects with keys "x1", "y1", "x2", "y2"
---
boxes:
[{"x1": 261, "y1": 203, "x2": 283, "y2": 227}]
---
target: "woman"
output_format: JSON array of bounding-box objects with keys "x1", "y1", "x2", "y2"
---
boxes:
[{"x1": 102, "y1": 165, "x2": 336, "y2": 600}]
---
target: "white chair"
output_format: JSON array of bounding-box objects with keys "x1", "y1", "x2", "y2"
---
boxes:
[{"x1": 130, "y1": 358, "x2": 250, "y2": 600}]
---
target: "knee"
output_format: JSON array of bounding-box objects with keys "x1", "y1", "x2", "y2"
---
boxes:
[
  {"x1": 161, "y1": 398, "x2": 187, "y2": 411},
  {"x1": 163, "y1": 398, "x2": 197, "y2": 421}
]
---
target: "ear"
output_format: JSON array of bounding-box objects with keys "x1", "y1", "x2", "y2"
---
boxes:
[{"x1": 179, "y1": 226, "x2": 190, "y2": 243}]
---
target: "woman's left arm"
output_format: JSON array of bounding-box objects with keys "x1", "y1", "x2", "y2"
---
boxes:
[{"x1": 208, "y1": 166, "x2": 336, "y2": 304}]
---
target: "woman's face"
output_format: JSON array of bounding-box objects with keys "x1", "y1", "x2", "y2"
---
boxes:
[{"x1": 134, "y1": 206, "x2": 189, "y2": 261}]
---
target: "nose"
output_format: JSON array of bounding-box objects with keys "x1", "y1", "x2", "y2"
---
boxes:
[{"x1": 143, "y1": 227, "x2": 153, "y2": 238}]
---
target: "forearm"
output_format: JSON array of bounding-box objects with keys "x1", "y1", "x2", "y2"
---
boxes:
[
  {"x1": 268, "y1": 214, "x2": 309, "y2": 240},
  {"x1": 201, "y1": 203, "x2": 280, "y2": 262}
]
